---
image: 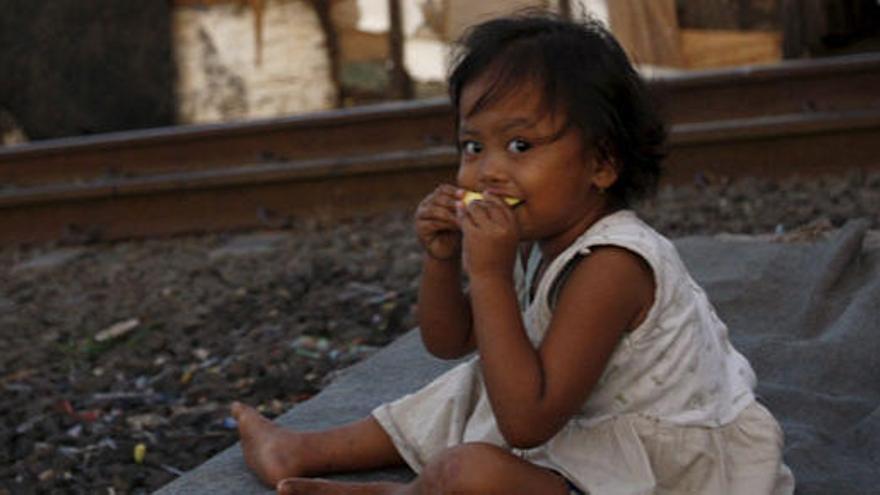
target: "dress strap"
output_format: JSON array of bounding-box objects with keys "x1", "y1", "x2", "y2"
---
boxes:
[{"x1": 524, "y1": 244, "x2": 543, "y2": 304}]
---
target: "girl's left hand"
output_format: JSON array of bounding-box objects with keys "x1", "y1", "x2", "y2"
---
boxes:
[{"x1": 457, "y1": 192, "x2": 519, "y2": 278}]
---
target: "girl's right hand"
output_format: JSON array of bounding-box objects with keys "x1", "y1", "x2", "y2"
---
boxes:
[{"x1": 415, "y1": 184, "x2": 462, "y2": 261}]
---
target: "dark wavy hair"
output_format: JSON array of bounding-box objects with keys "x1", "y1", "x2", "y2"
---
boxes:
[{"x1": 448, "y1": 11, "x2": 666, "y2": 206}]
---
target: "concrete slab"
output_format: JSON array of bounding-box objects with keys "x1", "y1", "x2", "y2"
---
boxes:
[
  {"x1": 155, "y1": 330, "x2": 465, "y2": 494},
  {"x1": 157, "y1": 222, "x2": 880, "y2": 494}
]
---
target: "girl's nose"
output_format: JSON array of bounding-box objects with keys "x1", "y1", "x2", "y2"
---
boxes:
[{"x1": 476, "y1": 152, "x2": 507, "y2": 184}]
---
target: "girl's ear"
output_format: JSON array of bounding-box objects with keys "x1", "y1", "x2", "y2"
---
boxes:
[
  {"x1": 591, "y1": 155, "x2": 619, "y2": 191},
  {"x1": 587, "y1": 139, "x2": 619, "y2": 191}
]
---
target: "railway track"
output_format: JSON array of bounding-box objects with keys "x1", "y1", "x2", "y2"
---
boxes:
[{"x1": 1, "y1": 53, "x2": 879, "y2": 245}]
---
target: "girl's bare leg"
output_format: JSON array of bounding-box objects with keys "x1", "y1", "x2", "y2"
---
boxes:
[
  {"x1": 231, "y1": 402, "x2": 405, "y2": 488},
  {"x1": 276, "y1": 442, "x2": 572, "y2": 495}
]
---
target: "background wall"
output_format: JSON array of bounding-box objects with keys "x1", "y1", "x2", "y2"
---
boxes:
[{"x1": 173, "y1": 0, "x2": 336, "y2": 125}]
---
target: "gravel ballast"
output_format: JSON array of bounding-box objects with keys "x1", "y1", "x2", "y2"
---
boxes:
[{"x1": 2, "y1": 170, "x2": 879, "y2": 494}]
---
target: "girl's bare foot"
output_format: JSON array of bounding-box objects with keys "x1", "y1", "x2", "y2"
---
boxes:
[
  {"x1": 232, "y1": 401, "x2": 305, "y2": 486},
  {"x1": 276, "y1": 478, "x2": 404, "y2": 495}
]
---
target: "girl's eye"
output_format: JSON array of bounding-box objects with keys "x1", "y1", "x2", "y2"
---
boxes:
[
  {"x1": 462, "y1": 140, "x2": 483, "y2": 155},
  {"x1": 507, "y1": 139, "x2": 532, "y2": 153}
]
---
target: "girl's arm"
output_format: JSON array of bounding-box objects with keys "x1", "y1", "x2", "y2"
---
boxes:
[
  {"x1": 459, "y1": 195, "x2": 653, "y2": 448},
  {"x1": 413, "y1": 185, "x2": 475, "y2": 359},
  {"x1": 417, "y1": 255, "x2": 475, "y2": 359},
  {"x1": 470, "y1": 245, "x2": 653, "y2": 448}
]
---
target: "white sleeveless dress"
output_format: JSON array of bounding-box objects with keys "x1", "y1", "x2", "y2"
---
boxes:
[{"x1": 373, "y1": 210, "x2": 795, "y2": 494}]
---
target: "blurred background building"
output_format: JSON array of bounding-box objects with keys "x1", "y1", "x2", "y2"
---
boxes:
[{"x1": 1, "y1": 0, "x2": 879, "y2": 144}]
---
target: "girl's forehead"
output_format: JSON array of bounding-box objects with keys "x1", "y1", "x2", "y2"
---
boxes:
[
  {"x1": 458, "y1": 86, "x2": 572, "y2": 140},
  {"x1": 459, "y1": 75, "x2": 560, "y2": 127}
]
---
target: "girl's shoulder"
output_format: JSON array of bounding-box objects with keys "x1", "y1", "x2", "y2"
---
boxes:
[
  {"x1": 535, "y1": 210, "x2": 682, "y2": 316},
  {"x1": 568, "y1": 210, "x2": 672, "y2": 266}
]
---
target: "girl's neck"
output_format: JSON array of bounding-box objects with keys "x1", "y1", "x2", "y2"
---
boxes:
[{"x1": 537, "y1": 202, "x2": 623, "y2": 262}]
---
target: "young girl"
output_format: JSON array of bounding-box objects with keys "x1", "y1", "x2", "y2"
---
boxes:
[{"x1": 231, "y1": 12, "x2": 794, "y2": 495}]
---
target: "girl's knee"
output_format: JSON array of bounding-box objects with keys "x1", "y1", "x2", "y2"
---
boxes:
[{"x1": 420, "y1": 443, "x2": 510, "y2": 493}]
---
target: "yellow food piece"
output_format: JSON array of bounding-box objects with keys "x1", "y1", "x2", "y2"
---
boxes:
[
  {"x1": 462, "y1": 191, "x2": 523, "y2": 207},
  {"x1": 134, "y1": 443, "x2": 147, "y2": 464}
]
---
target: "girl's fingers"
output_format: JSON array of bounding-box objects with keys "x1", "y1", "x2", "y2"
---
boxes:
[
  {"x1": 486, "y1": 194, "x2": 518, "y2": 227},
  {"x1": 422, "y1": 185, "x2": 463, "y2": 211},
  {"x1": 418, "y1": 202, "x2": 457, "y2": 225},
  {"x1": 417, "y1": 202, "x2": 459, "y2": 226},
  {"x1": 457, "y1": 194, "x2": 518, "y2": 239},
  {"x1": 481, "y1": 192, "x2": 512, "y2": 213},
  {"x1": 434, "y1": 184, "x2": 463, "y2": 203},
  {"x1": 436, "y1": 183, "x2": 460, "y2": 195},
  {"x1": 419, "y1": 219, "x2": 458, "y2": 235},
  {"x1": 468, "y1": 196, "x2": 505, "y2": 224},
  {"x1": 469, "y1": 201, "x2": 493, "y2": 225},
  {"x1": 456, "y1": 199, "x2": 478, "y2": 228}
]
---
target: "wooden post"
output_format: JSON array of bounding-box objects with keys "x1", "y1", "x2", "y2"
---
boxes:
[
  {"x1": 607, "y1": 0, "x2": 684, "y2": 67},
  {"x1": 781, "y1": 0, "x2": 826, "y2": 58},
  {"x1": 308, "y1": 0, "x2": 343, "y2": 107},
  {"x1": 559, "y1": 0, "x2": 572, "y2": 20},
  {"x1": 388, "y1": 0, "x2": 413, "y2": 99}
]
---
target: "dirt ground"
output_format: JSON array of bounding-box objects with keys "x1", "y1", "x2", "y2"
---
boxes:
[{"x1": 2, "y1": 171, "x2": 879, "y2": 494}]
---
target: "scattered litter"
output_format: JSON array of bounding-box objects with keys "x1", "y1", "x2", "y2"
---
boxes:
[
  {"x1": 289, "y1": 335, "x2": 381, "y2": 363},
  {"x1": 4, "y1": 382, "x2": 33, "y2": 393},
  {"x1": 126, "y1": 413, "x2": 168, "y2": 430},
  {"x1": 290, "y1": 335, "x2": 331, "y2": 359},
  {"x1": 159, "y1": 463, "x2": 184, "y2": 476},
  {"x1": 2, "y1": 367, "x2": 35, "y2": 384},
  {"x1": 98, "y1": 437, "x2": 118, "y2": 450},
  {"x1": 16, "y1": 414, "x2": 44, "y2": 434},
  {"x1": 134, "y1": 376, "x2": 150, "y2": 390},
  {"x1": 209, "y1": 232, "x2": 290, "y2": 259},
  {"x1": 78, "y1": 409, "x2": 101, "y2": 422},
  {"x1": 90, "y1": 391, "x2": 163, "y2": 405},
  {"x1": 94, "y1": 318, "x2": 140, "y2": 343},
  {"x1": 133, "y1": 443, "x2": 146, "y2": 464},
  {"x1": 66, "y1": 424, "x2": 83, "y2": 438},
  {"x1": 57, "y1": 399, "x2": 76, "y2": 416},
  {"x1": 336, "y1": 281, "x2": 388, "y2": 303},
  {"x1": 58, "y1": 446, "x2": 81, "y2": 457},
  {"x1": 11, "y1": 247, "x2": 85, "y2": 273},
  {"x1": 33, "y1": 442, "x2": 54, "y2": 456},
  {"x1": 775, "y1": 217, "x2": 835, "y2": 243},
  {"x1": 221, "y1": 416, "x2": 238, "y2": 430},
  {"x1": 200, "y1": 357, "x2": 219, "y2": 370},
  {"x1": 365, "y1": 291, "x2": 398, "y2": 306}
]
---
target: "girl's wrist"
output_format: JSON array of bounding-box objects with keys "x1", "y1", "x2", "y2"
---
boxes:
[
  {"x1": 423, "y1": 249, "x2": 460, "y2": 263},
  {"x1": 422, "y1": 249, "x2": 461, "y2": 263},
  {"x1": 467, "y1": 269, "x2": 514, "y2": 290},
  {"x1": 422, "y1": 252, "x2": 462, "y2": 274}
]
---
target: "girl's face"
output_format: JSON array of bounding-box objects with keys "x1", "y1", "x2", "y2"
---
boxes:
[{"x1": 456, "y1": 74, "x2": 617, "y2": 257}]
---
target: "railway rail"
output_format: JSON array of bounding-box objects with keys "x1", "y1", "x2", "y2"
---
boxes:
[{"x1": 1, "y1": 53, "x2": 879, "y2": 245}]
